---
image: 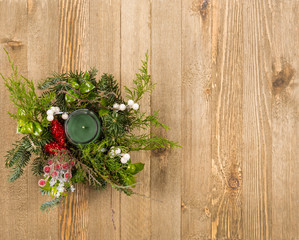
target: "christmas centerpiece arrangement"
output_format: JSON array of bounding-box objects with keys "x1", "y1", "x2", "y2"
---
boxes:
[{"x1": 1, "y1": 50, "x2": 179, "y2": 211}]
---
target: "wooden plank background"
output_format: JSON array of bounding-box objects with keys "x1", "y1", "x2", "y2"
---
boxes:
[{"x1": 0, "y1": 0, "x2": 298, "y2": 239}]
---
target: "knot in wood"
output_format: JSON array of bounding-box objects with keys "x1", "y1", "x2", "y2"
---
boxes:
[
  {"x1": 228, "y1": 177, "x2": 239, "y2": 190},
  {"x1": 272, "y1": 78, "x2": 284, "y2": 88},
  {"x1": 272, "y1": 62, "x2": 295, "y2": 95},
  {"x1": 152, "y1": 147, "x2": 167, "y2": 156}
]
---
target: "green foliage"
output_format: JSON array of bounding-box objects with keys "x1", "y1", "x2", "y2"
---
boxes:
[
  {"x1": 2, "y1": 50, "x2": 180, "y2": 210},
  {"x1": 31, "y1": 157, "x2": 46, "y2": 176},
  {"x1": 0, "y1": 50, "x2": 54, "y2": 126},
  {"x1": 40, "y1": 197, "x2": 61, "y2": 212},
  {"x1": 98, "y1": 73, "x2": 122, "y2": 105},
  {"x1": 5, "y1": 136, "x2": 32, "y2": 182},
  {"x1": 120, "y1": 133, "x2": 180, "y2": 151},
  {"x1": 125, "y1": 51, "x2": 155, "y2": 102}
]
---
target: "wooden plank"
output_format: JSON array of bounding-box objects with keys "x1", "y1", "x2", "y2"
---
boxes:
[
  {"x1": 58, "y1": 0, "x2": 90, "y2": 239},
  {"x1": 243, "y1": 0, "x2": 273, "y2": 239},
  {"x1": 210, "y1": 0, "x2": 244, "y2": 239},
  {"x1": 270, "y1": 0, "x2": 299, "y2": 239},
  {"x1": 151, "y1": 0, "x2": 182, "y2": 239},
  {"x1": 88, "y1": 0, "x2": 121, "y2": 239},
  {"x1": 0, "y1": 1, "x2": 30, "y2": 239},
  {"x1": 181, "y1": 0, "x2": 212, "y2": 239},
  {"x1": 27, "y1": 0, "x2": 59, "y2": 239},
  {"x1": 120, "y1": 0, "x2": 151, "y2": 239}
]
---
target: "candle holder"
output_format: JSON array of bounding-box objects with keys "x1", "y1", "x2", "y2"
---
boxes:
[{"x1": 64, "y1": 109, "x2": 101, "y2": 145}]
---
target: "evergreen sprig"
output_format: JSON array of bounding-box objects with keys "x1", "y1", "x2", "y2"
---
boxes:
[
  {"x1": 1, "y1": 50, "x2": 180, "y2": 211},
  {"x1": 5, "y1": 136, "x2": 32, "y2": 182},
  {"x1": 40, "y1": 197, "x2": 62, "y2": 212}
]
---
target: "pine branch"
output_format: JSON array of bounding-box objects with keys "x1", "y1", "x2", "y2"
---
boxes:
[
  {"x1": 31, "y1": 157, "x2": 45, "y2": 176},
  {"x1": 5, "y1": 136, "x2": 33, "y2": 182},
  {"x1": 40, "y1": 197, "x2": 62, "y2": 212}
]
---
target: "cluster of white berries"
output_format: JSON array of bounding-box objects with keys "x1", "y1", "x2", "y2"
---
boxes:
[
  {"x1": 113, "y1": 99, "x2": 139, "y2": 111},
  {"x1": 46, "y1": 106, "x2": 69, "y2": 121},
  {"x1": 109, "y1": 147, "x2": 131, "y2": 164}
]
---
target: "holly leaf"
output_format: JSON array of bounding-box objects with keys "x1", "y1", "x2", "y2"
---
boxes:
[
  {"x1": 80, "y1": 81, "x2": 94, "y2": 94},
  {"x1": 65, "y1": 89, "x2": 79, "y2": 103},
  {"x1": 72, "y1": 81, "x2": 80, "y2": 89},
  {"x1": 99, "y1": 108, "x2": 110, "y2": 116}
]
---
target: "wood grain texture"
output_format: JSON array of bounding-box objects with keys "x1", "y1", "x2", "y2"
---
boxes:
[
  {"x1": 120, "y1": 1, "x2": 151, "y2": 239},
  {"x1": 243, "y1": 1, "x2": 273, "y2": 239},
  {"x1": 151, "y1": 0, "x2": 182, "y2": 239},
  {"x1": 88, "y1": 0, "x2": 121, "y2": 239},
  {"x1": 0, "y1": 1, "x2": 29, "y2": 239},
  {"x1": 27, "y1": 0, "x2": 59, "y2": 239},
  {"x1": 211, "y1": 0, "x2": 244, "y2": 239},
  {"x1": 58, "y1": 0, "x2": 90, "y2": 239},
  {"x1": 0, "y1": 1, "x2": 298, "y2": 239},
  {"x1": 270, "y1": 1, "x2": 299, "y2": 239},
  {"x1": 181, "y1": 0, "x2": 212, "y2": 239}
]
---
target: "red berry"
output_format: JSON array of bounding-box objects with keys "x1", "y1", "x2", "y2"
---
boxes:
[
  {"x1": 51, "y1": 171, "x2": 58, "y2": 178},
  {"x1": 38, "y1": 179, "x2": 46, "y2": 187},
  {"x1": 62, "y1": 163, "x2": 69, "y2": 170},
  {"x1": 43, "y1": 166, "x2": 51, "y2": 173},
  {"x1": 55, "y1": 164, "x2": 61, "y2": 170},
  {"x1": 64, "y1": 172, "x2": 72, "y2": 179}
]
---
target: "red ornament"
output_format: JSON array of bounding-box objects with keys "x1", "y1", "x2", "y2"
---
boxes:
[{"x1": 45, "y1": 119, "x2": 67, "y2": 155}]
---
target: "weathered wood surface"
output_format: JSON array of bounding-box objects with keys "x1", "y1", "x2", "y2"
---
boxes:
[{"x1": 0, "y1": 0, "x2": 298, "y2": 239}]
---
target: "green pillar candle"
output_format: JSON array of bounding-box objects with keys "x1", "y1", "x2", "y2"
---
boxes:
[{"x1": 65, "y1": 109, "x2": 101, "y2": 145}]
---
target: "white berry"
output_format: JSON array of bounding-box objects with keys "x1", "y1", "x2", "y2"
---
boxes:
[
  {"x1": 113, "y1": 103, "x2": 120, "y2": 110},
  {"x1": 132, "y1": 103, "x2": 139, "y2": 110},
  {"x1": 121, "y1": 157, "x2": 128, "y2": 164},
  {"x1": 47, "y1": 115, "x2": 54, "y2": 121},
  {"x1": 115, "y1": 148, "x2": 121, "y2": 154},
  {"x1": 123, "y1": 153, "x2": 130, "y2": 161},
  {"x1": 47, "y1": 109, "x2": 54, "y2": 115},
  {"x1": 50, "y1": 107, "x2": 56, "y2": 112},
  {"x1": 127, "y1": 99, "x2": 134, "y2": 107},
  {"x1": 62, "y1": 113, "x2": 69, "y2": 120},
  {"x1": 54, "y1": 107, "x2": 60, "y2": 113},
  {"x1": 119, "y1": 104, "x2": 126, "y2": 111}
]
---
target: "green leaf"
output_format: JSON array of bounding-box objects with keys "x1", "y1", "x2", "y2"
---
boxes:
[
  {"x1": 80, "y1": 81, "x2": 95, "y2": 93},
  {"x1": 84, "y1": 72, "x2": 90, "y2": 80},
  {"x1": 124, "y1": 175, "x2": 136, "y2": 187},
  {"x1": 17, "y1": 108, "x2": 26, "y2": 118},
  {"x1": 32, "y1": 122, "x2": 43, "y2": 137},
  {"x1": 65, "y1": 89, "x2": 79, "y2": 103},
  {"x1": 21, "y1": 122, "x2": 34, "y2": 134},
  {"x1": 71, "y1": 81, "x2": 80, "y2": 89},
  {"x1": 100, "y1": 98, "x2": 108, "y2": 106},
  {"x1": 127, "y1": 163, "x2": 144, "y2": 175},
  {"x1": 41, "y1": 181, "x2": 51, "y2": 191},
  {"x1": 50, "y1": 186, "x2": 57, "y2": 198},
  {"x1": 134, "y1": 163, "x2": 144, "y2": 172},
  {"x1": 99, "y1": 108, "x2": 110, "y2": 116}
]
